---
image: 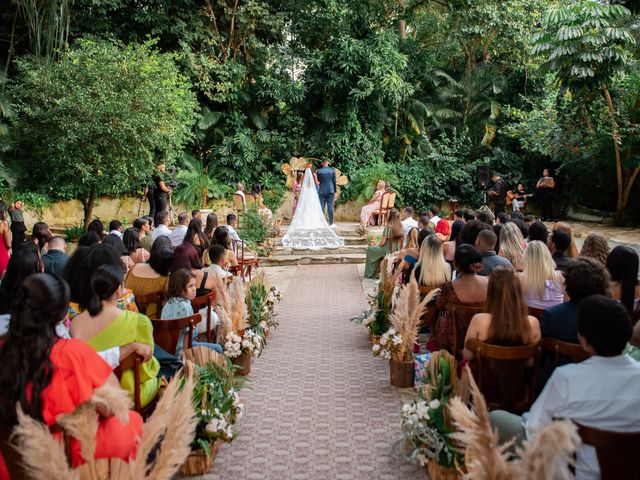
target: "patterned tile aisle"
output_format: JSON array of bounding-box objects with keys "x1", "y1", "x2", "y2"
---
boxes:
[{"x1": 202, "y1": 264, "x2": 423, "y2": 480}]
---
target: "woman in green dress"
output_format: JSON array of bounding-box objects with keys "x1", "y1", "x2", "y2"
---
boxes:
[
  {"x1": 364, "y1": 208, "x2": 404, "y2": 278},
  {"x1": 71, "y1": 264, "x2": 160, "y2": 407}
]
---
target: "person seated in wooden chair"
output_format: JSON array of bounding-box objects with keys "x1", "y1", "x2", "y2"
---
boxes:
[
  {"x1": 490, "y1": 295, "x2": 640, "y2": 480},
  {"x1": 161, "y1": 268, "x2": 222, "y2": 355}
]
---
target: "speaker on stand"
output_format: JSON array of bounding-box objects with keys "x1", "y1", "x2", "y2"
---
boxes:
[{"x1": 476, "y1": 165, "x2": 491, "y2": 207}]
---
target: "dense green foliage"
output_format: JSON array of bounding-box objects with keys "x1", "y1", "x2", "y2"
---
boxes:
[
  {"x1": 0, "y1": 0, "x2": 639, "y2": 222},
  {"x1": 6, "y1": 38, "x2": 197, "y2": 226}
]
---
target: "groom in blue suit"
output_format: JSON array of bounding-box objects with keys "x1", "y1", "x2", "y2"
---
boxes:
[{"x1": 316, "y1": 158, "x2": 337, "y2": 226}]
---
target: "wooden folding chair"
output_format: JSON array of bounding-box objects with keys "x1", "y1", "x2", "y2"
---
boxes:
[
  {"x1": 232, "y1": 239, "x2": 260, "y2": 282},
  {"x1": 574, "y1": 422, "x2": 640, "y2": 480},
  {"x1": 245, "y1": 193, "x2": 257, "y2": 208},
  {"x1": 135, "y1": 291, "x2": 165, "y2": 319},
  {"x1": 113, "y1": 352, "x2": 157, "y2": 417},
  {"x1": 465, "y1": 338, "x2": 541, "y2": 413},
  {"x1": 372, "y1": 192, "x2": 392, "y2": 226},
  {"x1": 151, "y1": 313, "x2": 199, "y2": 356},
  {"x1": 191, "y1": 290, "x2": 218, "y2": 343},
  {"x1": 540, "y1": 337, "x2": 591, "y2": 368},
  {"x1": 232, "y1": 194, "x2": 245, "y2": 228},
  {"x1": 446, "y1": 302, "x2": 485, "y2": 356}
]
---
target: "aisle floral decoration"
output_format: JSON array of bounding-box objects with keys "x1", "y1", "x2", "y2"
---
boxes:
[
  {"x1": 223, "y1": 329, "x2": 264, "y2": 358},
  {"x1": 400, "y1": 350, "x2": 469, "y2": 477},
  {"x1": 373, "y1": 277, "x2": 433, "y2": 360},
  {"x1": 448, "y1": 366, "x2": 580, "y2": 480},
  {"x1": 355, "y1": 257, "x2": 400, "y2": 336},
  {"x1": 191, "y1": 359, "x2": 245, "y2": 456}
]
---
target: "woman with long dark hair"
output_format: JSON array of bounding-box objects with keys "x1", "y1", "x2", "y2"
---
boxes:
[
  {"x1": 463, "y1": 266, "x2": 540, "y2": 360},
  {"x1": 211, "y1": 226, "x2": 238, "y2": 267},
  {"x1": 203, "y1": 213, "x2": 218, "y2": 242},
  {"x1": 0, "y1": 248, "x2": 41, "y2": 316},
  {"x1": 0, "y1": 274, "x2": 142, "y2": 474},
  {"x1": 170, "y1": 243, "x2": 218, "y2": 297},
  {"x1": 607, "y1": 246, "x2": 640, "y2": 317},
  {"x1": 122, "y1": 227, "x2": 150, "y2": 269},
  {"x1": 71, "y1": 265, "x2": 160, "y2": 407},
  {"x1": 433, "y1": 244, "x2": 489, "y2": 352},
  {"x1": 183, "y1": 218, "x2": 208, "y2": 260}
]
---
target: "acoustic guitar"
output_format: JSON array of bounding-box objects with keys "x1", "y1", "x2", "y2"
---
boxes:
[{"x1": 506, "y1": 191, "x2": 533, "y2": 206}]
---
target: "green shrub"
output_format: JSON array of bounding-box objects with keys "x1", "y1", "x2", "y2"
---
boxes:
[
  {"x1": 62, "y1": 223, "x2": 85, "y2": 242},
  {"x1": 239, "y1": 207, "x2": 269, "y2": 248}
]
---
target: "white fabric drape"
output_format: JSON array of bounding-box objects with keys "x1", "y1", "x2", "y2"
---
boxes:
[{"x1": 282, "y1": 167, "x2": 344, "y2": 249}]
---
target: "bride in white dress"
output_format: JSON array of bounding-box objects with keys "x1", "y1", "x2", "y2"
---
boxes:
[{"x1": 282, "y1": 167, "x2": 344, "y2": 249}]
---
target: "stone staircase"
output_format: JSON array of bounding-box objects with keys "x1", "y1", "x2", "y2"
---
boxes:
[{"x1": 259, "y1": 223, "x2": 368, "y2": 266}]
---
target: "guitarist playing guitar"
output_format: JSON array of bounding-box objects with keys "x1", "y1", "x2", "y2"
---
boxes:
[{"x1": 507, "y1": 182, "x2": 533, "y2": 212}]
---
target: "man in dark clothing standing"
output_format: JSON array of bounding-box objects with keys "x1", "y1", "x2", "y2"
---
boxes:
[
  {"x1": 489, "y1": 173, "x2": 508, "y2": 215},
  {"x1": 316, "y1": 159, "x2": 337, "y2": 227},
  {"x1": 152, "y1": 164, "x2": 172, "y2": 215}
]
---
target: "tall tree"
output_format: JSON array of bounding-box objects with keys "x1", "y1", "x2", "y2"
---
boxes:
[
  {"x1": 532, "y1": 0, "x2": 637, "y2": 222},
  {"x1": 7, "y1": 39, "x2": 198, "y2": 227}
]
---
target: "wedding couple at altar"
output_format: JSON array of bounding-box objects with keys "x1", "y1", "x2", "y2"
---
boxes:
[{"x1": 282, "y1": 159, "x2": 345, "y2": 249}]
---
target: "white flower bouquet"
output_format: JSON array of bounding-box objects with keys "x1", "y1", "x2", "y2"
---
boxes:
[{"x1": 372, "y1": 327, "x2": 403, "y2": 359}]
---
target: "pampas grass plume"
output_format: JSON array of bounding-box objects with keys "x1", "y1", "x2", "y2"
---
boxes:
[{"x1": 12, "y1": 406, "x2": 79, "y2": 480}]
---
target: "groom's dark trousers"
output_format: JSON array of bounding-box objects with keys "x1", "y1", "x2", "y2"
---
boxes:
[
  {"x1": 316, "y1": 165, "x2": 337, "y2": 225},
  {"x1": 318, "y1": 193, "x2": 335, "y2": 225}
]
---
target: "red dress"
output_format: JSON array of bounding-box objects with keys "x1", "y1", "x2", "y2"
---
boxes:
[{"x1": 0, "y1": 339, "x2": 143, "y2": 478}]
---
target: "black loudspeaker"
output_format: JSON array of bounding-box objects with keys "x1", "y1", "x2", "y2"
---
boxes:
[{"x1": 476, "y1": 165, "x2": 490, "y2": 189}]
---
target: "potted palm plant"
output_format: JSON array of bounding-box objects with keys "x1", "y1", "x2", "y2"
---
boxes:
[{"x1": 173, "y1": 155, "x2": 230, "y2": 210}]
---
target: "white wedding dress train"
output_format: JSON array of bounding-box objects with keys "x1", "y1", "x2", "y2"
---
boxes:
[{"x1": 282, "y1": 167, "x2": 344, "y2": 249}]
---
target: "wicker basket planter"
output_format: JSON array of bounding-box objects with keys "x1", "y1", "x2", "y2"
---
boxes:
[
  {"x1": 179, "y1": 440, "x2": 220, "y2": 476},
  {"x1": 427, "y1": 461, "x2": 463, "y2": 480},
  {"x1": 370, "y1": 334, "x2": 381, "y2": 345},
  {"x1": 231, "y1": 351, "x2": 252, "y2": 376},
  {"x1": 389, "y1": 358, "x2": 414, "y2": 388}
]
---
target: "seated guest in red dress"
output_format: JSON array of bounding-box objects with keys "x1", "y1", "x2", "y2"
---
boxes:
[{"x1": 0, "y1": 274, "x2": 142, "y2": 477}]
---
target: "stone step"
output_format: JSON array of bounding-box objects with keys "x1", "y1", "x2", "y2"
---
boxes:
[
  {"x1": 260, "y1": 253, "x2": 366, "y2": 266},
  {"x1": 273, "y1": 236, "x2": 368, "y2": 247},
  {"x1": 275, "y1": 245, "x2": 368, "y2": 255}
]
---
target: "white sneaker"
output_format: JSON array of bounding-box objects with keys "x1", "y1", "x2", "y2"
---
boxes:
[{"x1": 330, "y1": 224, "x2": 337, "y2": 229}]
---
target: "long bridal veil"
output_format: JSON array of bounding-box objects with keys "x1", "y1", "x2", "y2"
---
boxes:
[{"x1": 282, "y1": 167, "x2": 345, "y2": 249}]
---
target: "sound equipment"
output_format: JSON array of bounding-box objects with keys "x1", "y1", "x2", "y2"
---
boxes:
[{"x1": 476, "y1": 165, "x2": 491, "y2": 189}]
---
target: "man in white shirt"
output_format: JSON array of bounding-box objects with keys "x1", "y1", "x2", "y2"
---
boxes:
[
  {"x1": 108, "y1": 219, "x2": 123, "y2": 238},
  {"x1": 400, "y1": 207, "x2": 418, "y2": 247},
  {"x1": 490, "y1": 295, "x2": 640, "y2": 480},
  {"x1": 152, "y1": 211, "x2": 172, "y2": 241},
  {"x1": 169, "y1": 212, "x2": 189, "y2": 247},
  {"x1": 224, "y1": 213, "x2": 242, "y2": 243},
  {"x1": 426, "y1": 205, "x2": 441, "y2": 230}
]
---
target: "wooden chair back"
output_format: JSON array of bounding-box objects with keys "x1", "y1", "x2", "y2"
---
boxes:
[
  {"x1": 245, "y1": 193, "x2": 257, "y2": 207},
  {"x1": 114, "y1": 353, "x2": 143, "y2": 412},
  {"x1": 387, "y1": 191, "x2": 397, "y2": 210},
  {"x1": 540, "y1": 337, "x2": 591, "y2": 368},
  {"x1": 191, "y1": 290, "x2": 218, "y2": 343},
  {"x1": 418, "y1": 285, "x2": 440, "y2": 329},
  {"x1": 446, "y1": 302, "x2": 485, "y2": 355},
  {"x1": 232, "y1": 193, "x2": 245, "y2": 211},
  {"x1": 465, "y1": 338, "x2": 541, "y2": 412},
  {"x1": 375, "y1": 192, "x2": 392, "y2": 226},
  {"x1": 151, "y1": 313, "x2": 199, "y2": 356},
  {"x1": 135, "y1": 292, "x2": 164, "y2": 319},
  {"x1": 527, "y1": 306, "x2": 545, "y2": 320},
  {"x1": 575, "y1": 422, "x2": 640, "y2": 480},
  {"x1": 231, "y1": 239, "x2": 260, "y2": 282}
]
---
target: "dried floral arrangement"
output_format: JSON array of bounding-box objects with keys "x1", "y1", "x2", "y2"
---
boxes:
[
  {"x1": 373, "y1": 278, "x2": 434, "y2": 360},
  {"x1": 191, "y1": 359, "x2": 245, "y2": 456},
  {"x1": 11, "y1": 369, "x2": 197, "y2": 480},
  {"x1": 355, "y1": 256, "x2": 400, "y2": 336},
  {"x1": 400, "y1": 351, "x2": 468, "y2": 470},
  {"x1": 448, "y1": 366, "x2": 580, "y2": 480}
]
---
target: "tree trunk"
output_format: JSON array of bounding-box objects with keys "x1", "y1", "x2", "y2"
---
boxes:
[
  {"x1": 82, "y1": 186, "x2": 97, "y2": 230},
  {"x1": 602, "y1": 85, "x2": 625, "y2": 223},
  {"x1": 621, "y1": 164, "x2": 640, "y2": 220},
  {"x1": 399, "y1": 0, "x2": 407, "y2": 40}
]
